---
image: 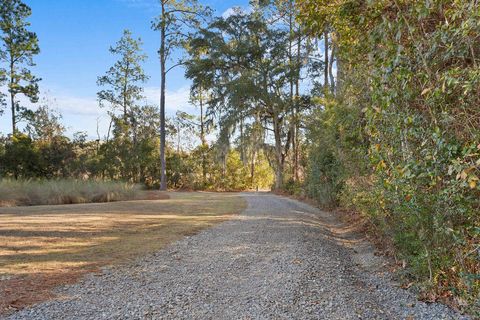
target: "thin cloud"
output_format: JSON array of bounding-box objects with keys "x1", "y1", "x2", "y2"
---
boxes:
[
  {"x1": 54, "y1": 95, "x2": 102, "y2": 116},
  {"x1": 0, "y1": 85, "x2": 198, "y2": 137},
  {"x1": 222, "y1": 6, "x2": 253, "y2": 19},
  {"x1": 144, "y1": 86, "x2": 196, "y2": 114},
  {"x1": 116, "y1": 0, "x2": 160, "y2": 10}
]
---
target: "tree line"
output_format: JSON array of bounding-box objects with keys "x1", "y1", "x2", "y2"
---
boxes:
[
  {"x1": 0, "y1": 0, "x2": 278, "y2": 190},
  {"x1": 0, "y1": 0, "x2": 327, "y2": 193}
]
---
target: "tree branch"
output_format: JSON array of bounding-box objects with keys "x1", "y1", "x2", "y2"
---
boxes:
[{"x1": 166, "y1": 62, "x2": 185, "y2": 74}]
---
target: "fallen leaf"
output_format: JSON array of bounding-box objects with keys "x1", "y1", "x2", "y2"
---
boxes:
[{"x1": 469, "y1": 180, "x2": 477, "y2": 189}]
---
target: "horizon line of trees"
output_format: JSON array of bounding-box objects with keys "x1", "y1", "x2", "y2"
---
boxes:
[
  {"x1": 0, "y1": 0, "x2": 278, "y2": 191},
  {"x1": 1, "y1": 0, "x2": 334, "y2": 192}
]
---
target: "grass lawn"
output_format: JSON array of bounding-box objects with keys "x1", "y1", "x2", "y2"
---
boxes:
[{"x1": 0, "y1": 191, "x2": 246, "y2": 314}]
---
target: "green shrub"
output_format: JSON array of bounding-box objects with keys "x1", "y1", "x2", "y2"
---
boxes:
[
  {"x1": 305, "y1": 149, "x2": 343, "y2": 207},
  {"x1": 299, "y1": 0, "x2": 480, "y2": 313}
]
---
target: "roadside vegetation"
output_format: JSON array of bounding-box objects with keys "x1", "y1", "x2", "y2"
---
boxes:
[
  {"x1": 0, "y1": 0, "x2": 478, "y2": 315},
  {"x1": 297, "y1": 0, "x2": 480, "y2": 314},
  {"x1": 0, "y1": 179, "x2": 137, "y2": 206}
]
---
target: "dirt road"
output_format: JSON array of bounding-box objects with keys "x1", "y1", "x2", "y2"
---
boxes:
[{"x1": 5, "y1": 193, "x2": 467, "y2": 319}]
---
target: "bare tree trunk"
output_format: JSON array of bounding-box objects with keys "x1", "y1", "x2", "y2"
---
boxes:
[
  {"x1": 200, "y1": 89, "x2": 205, "y2": 146},
  {"x1": 329, "y1": 42, "x2": 336, "y2": 93},
  {"x1": 123, "y1": 66, "x2": 129, "y2": 123},
  {"x1": 288, "y1": 5, "x2": 296, "y2": 182},
  {"x1": 221, "y1": 142, "x2": 227, "y2": 190},
  {"x1": 159, "y1": 2, "x2": 167, "y2": 191},
  {"x1": 10, "y1": 92, "x2": 15, "y2": 135},
  {"x1": 132, "y1": 117, "x2": 140, "y2": 183},
  {"x1": 324, "y1": 30, "x2": 329, "y2": 90},
  {"x1": 293, "y1": 25, "x2": 302, "y2": 182},
  {"x1": 250, "y1": 112, "x2": 262, "y2": 188},
  {"x1": 273, "y1": 113, "x2": 284, "y2": 190},
  {"x1": 250, "y1": 148, "x2": 256, "y2": 186},
  {"x1": 334, "y1": 31, "x2": 343, "y2": 95},
  {"x1": 294, "y1": 81, "x2": 300, "y2": 181},
  {"x1": 199, "y1": 88, "x2": 207, "y2": 186},
  {"x1": 10, "y1": 59, "x2": 16, "y2": 135},
  {"x1": 240, "y1": 116, "x2": 246, "y2": 165}
]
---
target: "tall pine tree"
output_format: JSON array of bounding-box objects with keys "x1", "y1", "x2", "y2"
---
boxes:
[
  {"x1": 97, "y1": 29, "x2": 149, "y2": 123},
  {"x1": 0, "y1": 0, "x2": 40, "y2": 135},
  {"x1": 152, "y1": 0, "x2": 210, "y2": 190}
]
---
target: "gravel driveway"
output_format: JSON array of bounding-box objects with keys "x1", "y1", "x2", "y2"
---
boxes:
[{"x1": 5, "y1": 193, "x2": 468, "y2": 320}]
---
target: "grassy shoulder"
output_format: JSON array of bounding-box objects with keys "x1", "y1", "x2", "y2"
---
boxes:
[{"x1": 0, "y1": 191, "x2": 246, "y2": 314}]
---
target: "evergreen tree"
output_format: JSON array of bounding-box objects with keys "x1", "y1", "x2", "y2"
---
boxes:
[
  {"x1": 97, "y1": 29, "x2": 148, "y2": 123},
  {"x1": 0, "y1": 0, "x2": 40, "y2": 135},
  {"x1": 186, "y1": 8, "x2": 297, "y2": 189}
]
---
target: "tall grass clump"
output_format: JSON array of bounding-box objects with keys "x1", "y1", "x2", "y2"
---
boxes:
[{"x1": 0, "y1": 179, "x2": 138, "y2": 206}]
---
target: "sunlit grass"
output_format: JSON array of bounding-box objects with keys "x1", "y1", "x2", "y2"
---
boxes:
[
  {"x1": 0, "y1": 192, "x2": 245, "y2": 276},
  {"x1": 0, "y1": 179, "x2": 137, "y2": 206},
  {"x1": 0, "y1": 191, "x2": 245, "y2": 313}
]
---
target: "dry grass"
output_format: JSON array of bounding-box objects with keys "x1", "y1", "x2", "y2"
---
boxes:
[
  {"x1": 0, "y1": 179, "x2": 138, "y2": 207},
  {"x1": 0, "y1": 191, "x2": 245, "y2": 314}
]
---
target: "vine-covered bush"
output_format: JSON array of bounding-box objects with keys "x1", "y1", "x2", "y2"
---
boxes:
[
  {"x1": 299, "y1": 0, "x2": 479, "y2": 313},
  {"x1": 365, "y1": 1, "x2": 479, "y2": 309}
]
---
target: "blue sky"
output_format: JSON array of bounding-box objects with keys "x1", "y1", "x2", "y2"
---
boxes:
[{"x1": 0, "y1": 0, "x2": 248, "y2": 138}]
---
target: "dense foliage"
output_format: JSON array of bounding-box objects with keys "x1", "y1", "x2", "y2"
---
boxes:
[
  {"x1": 0, "y1": 105, "x2": 273, "y2": 191},
  {"x1": 298, "y1": 0, "x2": 479, "y2": 313},
  {"x1": 184, "y1": 1, "x2": 316, "y2": 191}
]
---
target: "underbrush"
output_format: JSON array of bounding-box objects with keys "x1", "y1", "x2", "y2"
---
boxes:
[
  {"x1": 300, "y1": 1, "x2": 480, "y2": 315},
  {"x1": 0, "y1": 179, "x2": 137, "y2": 206}
]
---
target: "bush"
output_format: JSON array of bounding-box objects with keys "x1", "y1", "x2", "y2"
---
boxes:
[
  {"x1": 1, "y1": 134, "x2": 41, "y2": 179},
  {"x1": 305, "y1": 149, "x2": 343, "y2": 207},
  {"x1": 299, "y1": 0, "x2": 480, "y2": 313}
]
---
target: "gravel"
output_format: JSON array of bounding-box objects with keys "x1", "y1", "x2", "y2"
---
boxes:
[{"x1": 5, "y1": 193, "x2": 469, "y2": 320}]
